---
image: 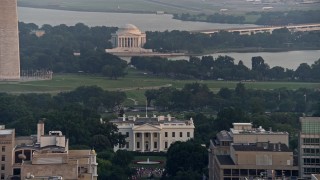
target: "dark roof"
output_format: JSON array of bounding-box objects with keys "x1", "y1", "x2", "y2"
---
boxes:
[
  {"x1": 216, "y1": 155, "x2": 235, "y2": 165},
  {"x1": 232, "y1": 143, "x2": 291, "y2": 152}
]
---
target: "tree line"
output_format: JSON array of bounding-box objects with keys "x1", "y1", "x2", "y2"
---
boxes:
[
  {"x1": 145, "y1": 28, "x2": 320, "y2": 53},
  {"x1": 19, "y1": 22, "x2": 127, "y2": 79},
  {"x1": 145, "y1": 82, "x2": 320, "y2": 115},
  {"x1": 173, "y1": 10, "x2": 320, "y2": 25},
  {"x1": 131, "y1": 55, "x2": 320, "y2": 81}
]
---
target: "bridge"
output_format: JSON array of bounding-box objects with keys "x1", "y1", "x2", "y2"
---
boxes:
[{"x1": 191, "y1": 23, "x2": 320, "y2": 35}]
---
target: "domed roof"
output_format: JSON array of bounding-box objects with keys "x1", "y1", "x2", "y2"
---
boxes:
[{"x1": 117, "y1": 24, "x2": 142, "y2": 35}]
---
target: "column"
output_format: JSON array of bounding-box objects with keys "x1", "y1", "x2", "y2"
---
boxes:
[
  {"x1": 126, "y1": 37, "x2": 129, "y2": 47},
  {"x1": 121, "y1": 37, "x2": 123, "y2": 47},
  {"x1": 150, "y1": 132, "x2": 153, "y2": 152},
  {"x1": 158, "y1": 132, "x2": 161, "y2": 152},
  {"x1": 133, "y1": 38, "x2": 136, "y2": 47},
  {"x1": 133, "y1": 132, "x2": 136, "y2": 151},
  {"x1": 141, "y1": 132, "x2": 144, "y2": 152}
]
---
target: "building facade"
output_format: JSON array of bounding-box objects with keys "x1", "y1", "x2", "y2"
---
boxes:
[
  {"x1": 212, "y1": 142, "x2": 299, "y2": 180},
  {"x1": 0, "y1": 0, "x2": 20, "y2": 80},
  {"x1": 208, "y1": 123, "x2": 296, "y2": 180},
  {"x1": 0, "y1": 120, "x2": 98, "y2": 180},
  {"x1": 299, "y1": 117, "x2": 320, "y2": 179},
  {"x1": 0, "y1": 126, "x2": 15, "y2": 180},
  {"x1": 106, "y1": 24, "x2": 152, "y2": 54},
  {"x1": 110, "y1": 115, "x2": 194, "y2": 152}
]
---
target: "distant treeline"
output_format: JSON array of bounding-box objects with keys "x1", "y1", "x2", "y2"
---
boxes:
[
  {"x1": 131, "y1": 55, "x2": 320, "y2": 81},
  {"x1": 173, "y1": 10, "x2": 320, "y2": 25},
  {"x1": 144, "y1": 82, "x2": 320, "y2": 120},
  {"x1": 145, "y1": 28, "x2": 320, "y2": 53},
  {"x1": 19, "y1": 22, "x2": 127, "y2": 79}
]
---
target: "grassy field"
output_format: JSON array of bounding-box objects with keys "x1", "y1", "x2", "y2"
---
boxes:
[
  {"x1": 18, "y1": 0, "x2": 320, "y2": 15},
  {"x1": 1, "y1": 70, "x2": 320, "y2": 105}
]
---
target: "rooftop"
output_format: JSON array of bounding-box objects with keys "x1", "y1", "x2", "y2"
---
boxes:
[
  {"x1": 232, "y1": 142, "x2": 291, "y2": 152},
  {"x1": 216, "y1": 155, "x2": 235, "y2": 165},
  {"x1": 216, "y1": 130, "x2": 232, "y2": 141},
  {"x1": 0, "y1": 129, "x2": 14, "y2": 135},
  {"x1": 110, "y1": 115, "x2": 193, "y2": 126}
]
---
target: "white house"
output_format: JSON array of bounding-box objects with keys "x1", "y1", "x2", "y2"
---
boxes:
[{"x1": 110, "y1": 114, "x2": 195, "y2": 152}]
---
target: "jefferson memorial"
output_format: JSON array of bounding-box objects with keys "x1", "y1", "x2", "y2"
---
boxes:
[{"x1": 106, "y1": 24, "x2": 152, "y2": 54}]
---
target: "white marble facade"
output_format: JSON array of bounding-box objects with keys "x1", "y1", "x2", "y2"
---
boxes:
[
  {"x1": 111, "y1": 115, "x2": 194, "y2": 152},
  {"x1": 106, "y1": 24, "x2": 152, "y2": 53}
]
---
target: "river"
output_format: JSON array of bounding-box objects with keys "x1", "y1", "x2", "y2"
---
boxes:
[
  {"x1": 170, "y1": 50, "x2": 320, "y2": 70},
  {"x1": 17, "y1": 7, "x2": 258, "y2": 32},
  {"x1": 18, "y1": 7, "x2": 319, "y2": 69}
]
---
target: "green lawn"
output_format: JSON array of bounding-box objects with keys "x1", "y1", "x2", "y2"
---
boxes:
[{"x1": 1, "y1": 71, "x2": 319, "y2": 104}]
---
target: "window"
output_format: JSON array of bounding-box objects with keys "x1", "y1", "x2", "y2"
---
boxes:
[
  {"x1": 136, "y1": 133, "x2": 140, "y2": 138},
  {"x1": 137, "y1": 142, "x2": 140, "y2": 149},
  {"x1": 154, "y1": 142, "x2": 157, "y2": 149},
  {"x1": 126, "y1": 132, "x2": 129, "y2": 137},
  {"x1": 172, "y1": 132, "x2": 175, "y2": 137},
  {"x1": 126, "y1": 142, "x2": 129, "y2": 149},
  {"x1": 0, "y1": 173, "x2": 4, "y2": 180},
  {"x1": 180, "y1": 132, "x2": 183, "y2": 137},
  {"x1": 165, "y1": 132, "x2": 168, "y2": 137},
  {"x1": 187, "y1": 132, "x2": 190, "y2": 137},
  {"x1": 165, "y1": 142, "x2": 168, "y2": 149},
  {"x1": 154, "y1": 133, "x2": 157, "y2": 137},
  {"x1": 1, "y1": 156, "x2": 4, "y2": 162},
  {"x1": 0, "y1": 164, "x2": 4, "y2": 171},
  {"x1": 303, "y1": 138, "x2": 320, "y2": 145},
  {"x1": 1, "y1": 147, "x2": 4, "y2": 153},
  {"x1": 146, "y1": 133, "x2": 149, "y2": 137}
]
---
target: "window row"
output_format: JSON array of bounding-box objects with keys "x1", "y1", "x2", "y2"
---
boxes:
[
  {"x1": 136, "y1": 133, "x2": 158, "y2": 138},
  {"x1": 303, "y1": 148, "x2": 320, "y2": 155},
  {"x1": 165, "y1": 132, "x2": 190, "y2": 138},
  {"x1": 136, "y1": 142, "x2": 158, "y2": 149},
  {"x1": 303, "y1": 138, "x2": 320, "y2": 145},
  {"x1": 304, "y1": 168, "x2": 320, "y2": 174},
  {"x1": 303, "y1": 158, "x2": 320, "y2": 165},
  {"x1": 121, "y1": 132, "x2": 192, "y2": 138}
]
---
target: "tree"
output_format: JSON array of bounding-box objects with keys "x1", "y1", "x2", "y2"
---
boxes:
[
  {"x1": 295, "y1": 63, "x2": 312, "y2": 80},
  {"x1": 165, "y1": 140, "x2": 208, "y2": 177}
]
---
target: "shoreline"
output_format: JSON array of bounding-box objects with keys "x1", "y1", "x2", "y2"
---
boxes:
[
  {"x1": 17, "y1": 4, "x2": 162, "y2": 15},
  {"x1": 188, "y1": 47, "x2": 320, "y2": 56}
]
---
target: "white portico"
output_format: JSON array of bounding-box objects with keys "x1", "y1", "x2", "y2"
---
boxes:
[
  {"x1": 106, "y1": 24, "x2": 152, "y2": 54},
  {"x1": 111, "y1": 115, "x2": 194, "y2": 152}
]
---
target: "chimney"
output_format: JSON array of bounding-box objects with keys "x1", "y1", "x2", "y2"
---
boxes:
[
  {"x1": 167, "y1": 114, "x2": 171, "y2": 121},
  {"x1": 37, "y1": 119, "x2": 45, "y2": 143},
  {"x1": 122, "y1": 114, "x2": 126, "y2": 121}
]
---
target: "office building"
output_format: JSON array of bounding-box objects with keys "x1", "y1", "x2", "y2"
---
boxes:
[{"x1": 299, "y1": 117, "x2": 320, "y2": 179}]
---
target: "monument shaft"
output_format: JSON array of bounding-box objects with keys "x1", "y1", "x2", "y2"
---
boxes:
[{"x1": 0, "y1": 0, "x2": 20, "y2": 80}]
